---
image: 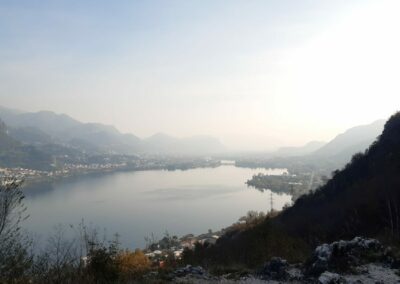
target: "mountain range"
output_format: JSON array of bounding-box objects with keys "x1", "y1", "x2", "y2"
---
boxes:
[
  {"x1": 0, "y1": 105, "x2": 387, "y2": 171},
  {"x1": 0, "y1": 106, "x2": 225, "y2": 156},
  {"x1": 268, "y1": 119, "x2": 385, "y2": 172},
  {"x1": 275, "y1": 119, "x2": 384, "y2": 160}
]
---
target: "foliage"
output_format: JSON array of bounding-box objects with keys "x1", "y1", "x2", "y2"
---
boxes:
[
  {"x1": 184, "y1": 112, "x2": 400, "y2": 269},
  {"x1": 0, "y1": 178, "x2": 33, "y2": 281},
  {"x1": 0, "y1": 189, "x2": 152, "y2": 283},
  {"x1": 87, "y1": 246, "x2": 119, "y2": 283},
  {"x1": 116, "y1": 249, "x2": 151, "y2": 279},
  {"x1": 182, "y1": 210, "x2": 309, "y2": 268},
  {"x1": 0, "y1": 178, "x2": 27, "y2": 242},
  {"x1": 246, "y1": 172, "x2": 326, "y2": 201}
]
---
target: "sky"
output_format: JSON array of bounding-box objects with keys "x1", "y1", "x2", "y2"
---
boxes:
[{"x1": 1, "y1": 0, "x2": 400, "y2": 151}]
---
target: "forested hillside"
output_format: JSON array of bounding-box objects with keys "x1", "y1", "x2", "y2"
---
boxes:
[{"x1": 185, "y1": 112, "x2": 400, "y2": 267}]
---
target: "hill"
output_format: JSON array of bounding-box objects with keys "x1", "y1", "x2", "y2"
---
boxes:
[
  {"x1": 0, "y1": 107, "x2": 143, "y2": 155},
  {"x1": 0, "y1": 119, "x2": 52, "y2": 170},
  {"x1": 278, "y1": 115, "x2": 398, "y2": 243},
  {"x1": 8, "y1": 126, "x2": 53, "y2": 145},
  {"x1": 0, "y1": 120, "x2": 18, "y2": 151},
  {"x1": 309, "y1": 119, "x2": 385, "y2": 163},
  {"x1": 273, "y1": 141, "x2": 326, "y2": 157},
  {"x1": 235, "y1": 120, "x2": 386, "y2": 175},
  {"x1": 185, "y1": 112, "x2": 400, "y2": 267}
]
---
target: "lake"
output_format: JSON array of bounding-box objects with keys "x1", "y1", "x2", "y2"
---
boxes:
[{"x1": 22, "y1": 165, "x2": 291, "y2": 249}]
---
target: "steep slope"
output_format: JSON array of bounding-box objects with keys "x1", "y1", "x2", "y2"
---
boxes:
[
  {"x1": 189, "y1": 113, "x2": 400, "y2": 267},
  {"x1": 290, "y1": 119, "x2": 387, "y2": 171},
  {"x1": 0, "y1": 109, "x2": 82, "y2": 136},
  {"x1": 235, "y1": 120, "x2": 386, "y2": 174},
  {"x1": 0, "y1": 120, "x2": 18, "y2": 151},
  {"x1": 0, "y1": 119, "x2": 51, "y2": 170},
  {"x1": 311, "y1": 119, "x2": 384, "y2": 158},
  {"x1": 278, "y1": 114, "x2": 400, "y2": 243},
  {"x1": 8, "y1": 126, "x2": 53, "y2": 145}
]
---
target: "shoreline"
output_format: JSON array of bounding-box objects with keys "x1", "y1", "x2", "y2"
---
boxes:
[{"x1": 20, "y1": 162, "x2": 223, "y2": 188}]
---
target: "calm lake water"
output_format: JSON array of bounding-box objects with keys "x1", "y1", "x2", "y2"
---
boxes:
[{"x1": 22, "y1": 165, "x2": 291, "y2": 249}]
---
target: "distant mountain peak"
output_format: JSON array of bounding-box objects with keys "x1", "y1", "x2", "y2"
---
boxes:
[
  {"x1": 0, "y1": 106, "x2": 226, "y2": 155},
  {"x1": 311, "y1": 119, "x2": 385, "y2": 159}
]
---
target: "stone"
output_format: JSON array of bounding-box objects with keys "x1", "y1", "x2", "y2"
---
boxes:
[
  {"x1": 307, "y1": 237, "x2": 384, "y2": 276},
  {"x1": 258, "y1": 257, "x2": 289, "y2": 280},
  {"x1": 318, "y1": 271, "x2": 342, "y2": 284}
]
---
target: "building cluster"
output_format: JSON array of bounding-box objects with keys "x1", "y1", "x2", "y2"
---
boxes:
[
  {"x1": 144, "y1": 231, "x2": 221, "y2": 266},
  {"x1": 0, "y1": 156, "x2": 222, "y2": 184},
  {"x1": 62, "y1": 162, "x2": 127, "y2": 171},
  {"x1": 0, "y1": 167, "x2": 48, "y2": 179},
  {"x1": 0, "y1": 162, "x2": 129, "y2": 182}
]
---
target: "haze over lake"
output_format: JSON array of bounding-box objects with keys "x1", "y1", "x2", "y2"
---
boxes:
[{"x1": 22, "y1": 165, "x2": 290, "y2": 248}]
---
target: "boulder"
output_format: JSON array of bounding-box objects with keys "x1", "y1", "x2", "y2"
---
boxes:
[
  {"x1": 172, "y1": 265, "x2": 209, "y2": 280},
  {"x1": 258, "y1": 257, "x2": 289, "y2": 280},
  {"x1": 307, "y1": 237, "x2": 383, "y2": 276},
  {"x1": 318, "y1": 271, "x2": 343, "y2": 284}
]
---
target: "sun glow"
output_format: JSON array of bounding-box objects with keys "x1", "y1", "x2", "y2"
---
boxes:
[{"x1": 276, "y1": 0, "x2": 400, "y2": 134}]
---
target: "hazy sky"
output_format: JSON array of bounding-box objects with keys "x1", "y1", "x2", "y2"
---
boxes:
[{"x1": 1, "y1": 0, "x2": 400, "y2": 150}]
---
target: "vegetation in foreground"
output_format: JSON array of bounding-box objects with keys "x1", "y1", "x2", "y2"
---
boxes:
[{"x1": 0, "y1": 179, "x2": 161, "y2": 283}]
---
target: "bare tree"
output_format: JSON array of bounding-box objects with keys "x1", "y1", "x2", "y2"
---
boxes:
[
  {"x1": 0, "y1": 178, "x2": 28, "y2": 241},
  {"x1": 0, "y1": 177, "x2": 31, "y2": 280},
  {"x1": 44, "y1": 225, "x2": 79, "y2": 282}
]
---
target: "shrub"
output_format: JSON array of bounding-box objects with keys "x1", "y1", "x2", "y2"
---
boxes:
[{"x1": 116, "y1": 249, "x2": 151, "y2": 279}]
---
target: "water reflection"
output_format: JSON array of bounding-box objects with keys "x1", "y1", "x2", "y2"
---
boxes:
[{"x1": 22, "y1": 166, "x2": 291, "y2": 249}]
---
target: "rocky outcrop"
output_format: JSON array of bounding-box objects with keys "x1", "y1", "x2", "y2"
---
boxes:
[
  {"x1": 170, "y1": 237, "x2": 400, "y2": 283},
  {"x1": 306, "y1": 237, "x2": 384, "y2": 276},
  {"x1": 318, "y1": 271, "x2": 342, "y2": 284},
  {"x1": 258, "y1": 257, "x2": 289, "y2": 280},
  {"x1": 171, "y1": 265, "x2": 212, "y2": 281},
  {"x1": 257, "y1": 257, "x2": 302, "y2": 281}
]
